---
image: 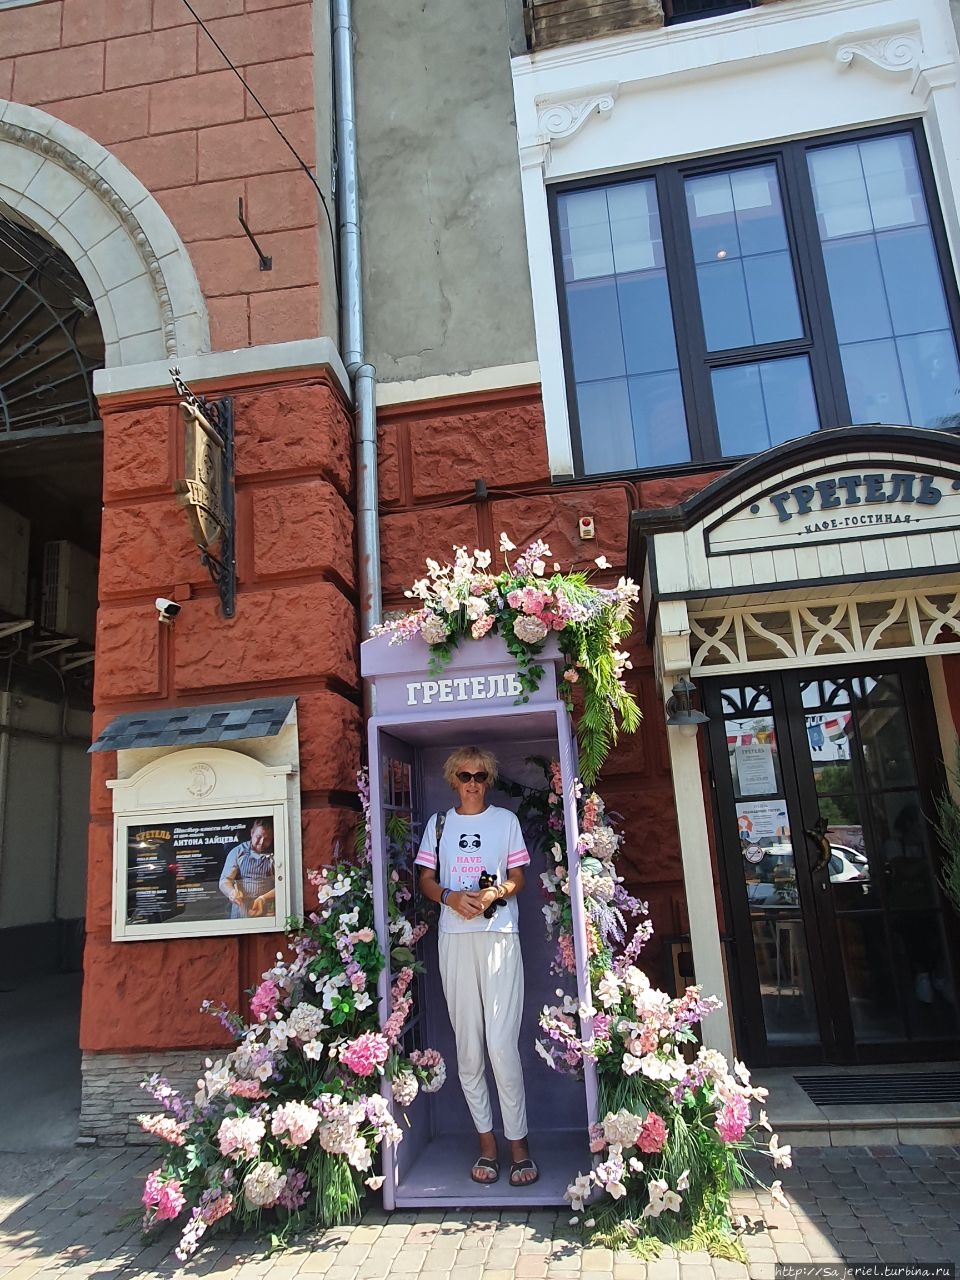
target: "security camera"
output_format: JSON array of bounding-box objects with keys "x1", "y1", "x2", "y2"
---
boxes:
[{"x1": 156, "y1": 597, "x2": 182, "y2": 623}]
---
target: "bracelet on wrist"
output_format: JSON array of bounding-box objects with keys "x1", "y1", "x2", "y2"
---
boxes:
[{"x1": 440, "y1": 888, "x2": 451, "y2": 906}]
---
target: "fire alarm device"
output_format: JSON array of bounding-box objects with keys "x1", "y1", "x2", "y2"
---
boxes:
[{"x1": 578, "y1": 516, "x2": 596, "y2": 540}]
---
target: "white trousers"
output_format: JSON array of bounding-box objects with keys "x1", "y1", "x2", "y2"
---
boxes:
[{"x1": 438, "y1": 931, "x2": 528, "y2": 1141}]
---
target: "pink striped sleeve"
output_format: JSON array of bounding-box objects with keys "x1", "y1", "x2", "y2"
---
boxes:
[
  {"x1": 507, "y1": 848, "x2": 530, "y2": 868},
  {"x1": 414, "y1": 818, "x2": 437, "y2": 869}
]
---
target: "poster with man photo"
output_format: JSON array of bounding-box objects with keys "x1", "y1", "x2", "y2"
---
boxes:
[{"x1": 125, "y1": 815, "x2": 276, "y2": 929}]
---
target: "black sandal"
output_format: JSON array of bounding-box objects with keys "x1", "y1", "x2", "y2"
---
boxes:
[
  {"x1": 509, "y1": 1158, "x2": 539, "y2": 1187},
  {"x1": 470, "y1": 1156, "x2": 500, "y2": 1184}
]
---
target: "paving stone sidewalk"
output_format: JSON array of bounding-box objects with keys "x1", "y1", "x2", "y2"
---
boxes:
[{"x1": 1, "y1": 1144, "x2": 958, "y2": 1279}]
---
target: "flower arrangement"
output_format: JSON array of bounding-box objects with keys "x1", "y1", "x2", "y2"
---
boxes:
[
  {"x1": 137, "y1": 822, "x2": 445, "y2": 1259},
  {"x1": 525, "y1": 762, "x2": 789, "y2": 1259},
  {"x1": 372, "y1": 536, "x2": 641, "y2": 785}
]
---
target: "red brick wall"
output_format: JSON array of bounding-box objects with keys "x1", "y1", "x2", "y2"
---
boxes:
[
  {"x1": 0, "y1": 0, "x2": 321, "y2": 350},
  {"x1": 378, "y1": 387, "x2": 724, "y2": 986},
  {"x1": 82, "y1": 369, "x2": 360, "y2": 1052}
]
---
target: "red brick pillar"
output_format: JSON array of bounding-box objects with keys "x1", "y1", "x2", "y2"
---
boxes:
[{"x1": 81, "y1": 368, "x2": 361, "y2": 1138}]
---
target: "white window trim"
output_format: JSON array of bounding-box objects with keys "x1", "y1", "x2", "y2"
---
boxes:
[{"x1": 510, "y1": 0, "x2": 960, "y2": 479}]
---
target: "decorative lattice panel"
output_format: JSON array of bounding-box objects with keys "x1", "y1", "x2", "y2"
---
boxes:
[{"x1": 689, "y1": 590, "x2": 960, "y2": 674}]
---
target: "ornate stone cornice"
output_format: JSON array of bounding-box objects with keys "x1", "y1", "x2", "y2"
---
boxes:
[
  {"x1": 834, "y1": 34, "x2": 922, "y2": 74},
  {"x1": 536, "y1": 86, "x2": 618, "y2": 144},
  {"x1": 0, "y1": 120, "x2": 178, "y2": 356}
]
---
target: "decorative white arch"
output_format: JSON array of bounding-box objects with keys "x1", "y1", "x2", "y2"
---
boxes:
[{"x1": 0, "y1": 99, "x2": 210, "y2": 366}]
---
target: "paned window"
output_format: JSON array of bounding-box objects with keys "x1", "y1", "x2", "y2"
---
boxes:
[{"x1": 552, "y1": 125, "x2": 960, "y2": 477}]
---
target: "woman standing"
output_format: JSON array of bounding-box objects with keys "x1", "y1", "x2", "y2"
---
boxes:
[{"x1": 415, "y1": 746, "x2": 538, "y2": 1187}]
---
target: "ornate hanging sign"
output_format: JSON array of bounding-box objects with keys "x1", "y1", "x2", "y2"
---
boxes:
[{"x1": 171, "y1": 367, "x2": 236, "y2": 618}]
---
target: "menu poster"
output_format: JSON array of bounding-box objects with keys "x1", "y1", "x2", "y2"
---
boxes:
[{"x1": 125, "y1": 815, "x2": 277, "y2": 928}]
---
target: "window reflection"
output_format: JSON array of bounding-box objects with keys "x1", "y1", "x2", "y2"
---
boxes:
[
  {"x1": 558, "y1": 181, "x2": 691, "y2": 473},
  {"x1": 713, "y1": 356, "x2": 819, "y2": 455},
  {"x1": 809, "y1": 134, "x2": 960, "y2": 430},
  {"x1": 686, "y1": 165, "x2": 803, "y2": 351}
]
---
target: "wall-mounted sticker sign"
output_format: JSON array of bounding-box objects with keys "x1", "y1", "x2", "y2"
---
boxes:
[
  {"x1": 736, "y1": 798, "x2": 789, "y2": 844},
  {"x1": 734, "y1": 743, "x2": 777, "y2": 796},
  {"x1": 707, "y1": 461, "x2": 960, "y2": 556},
  {"x1": 743, "y1": 843, "x2": 765, "y2": 865}
]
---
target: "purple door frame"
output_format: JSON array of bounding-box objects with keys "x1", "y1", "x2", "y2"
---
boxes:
[{"x1": 361, "y1": 633, "x2": 598, "y2": 1208}]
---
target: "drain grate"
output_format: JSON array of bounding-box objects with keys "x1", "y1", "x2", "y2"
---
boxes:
[{"x1": 796, "y1": 1071, "x2": 960, "y2": 1106}]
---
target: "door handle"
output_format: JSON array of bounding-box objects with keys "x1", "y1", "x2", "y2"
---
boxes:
[{"x1": 804, "y1": 818, "x2": 831, "y2": 873}]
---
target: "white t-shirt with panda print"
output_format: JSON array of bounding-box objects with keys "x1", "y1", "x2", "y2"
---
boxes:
[{"x1": 415, "y1": 805, "x2": 529, "y2": 935}]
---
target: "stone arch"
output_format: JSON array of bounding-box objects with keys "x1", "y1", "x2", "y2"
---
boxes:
[{"x1": 0, "y1": 99, "x2": 210, "y2": 366}]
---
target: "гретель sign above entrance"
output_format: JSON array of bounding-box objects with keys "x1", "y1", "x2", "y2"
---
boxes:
[{"x1": 707, "y1": 464, "x2": 960, "y2": 556}]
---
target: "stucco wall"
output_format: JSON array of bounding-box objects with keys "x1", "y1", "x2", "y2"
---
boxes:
[{"x1": 354, "y1": 0, "x2": 537, "y2": 383}]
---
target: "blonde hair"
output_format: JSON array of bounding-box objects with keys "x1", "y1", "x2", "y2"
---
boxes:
[{"x1": 443, "y1": 746, "x2": 498, "y2": 789}]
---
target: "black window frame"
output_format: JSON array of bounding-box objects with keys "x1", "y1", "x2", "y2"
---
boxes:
[
  {"x1": 663, "y1": 0, "x2": 754, "y2": 25},
  {"x1": 549, "y1": 119, "x2": 960, "y2": 483}
]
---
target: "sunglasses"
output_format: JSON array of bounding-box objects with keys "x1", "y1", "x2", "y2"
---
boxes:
[{"x1": 456, "y1": 770, "x2": 489, "y2": 784}]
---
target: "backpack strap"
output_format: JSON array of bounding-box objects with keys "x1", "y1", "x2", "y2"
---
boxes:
[{"x1": 434, "y1": 810, "x2": 446, "y2": 860}]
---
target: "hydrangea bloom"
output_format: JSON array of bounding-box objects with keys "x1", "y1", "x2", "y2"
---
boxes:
[{"x1": 340, "y1": 1031, "x2": 390, "y2": 1078}]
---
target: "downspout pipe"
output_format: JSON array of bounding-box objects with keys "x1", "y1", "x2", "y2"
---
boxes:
[{"x1": 333, "y1": 0, "x2": 382, "y2": 688}]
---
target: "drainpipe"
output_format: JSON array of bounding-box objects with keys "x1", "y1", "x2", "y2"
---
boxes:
[{"x1": 332, "y1": 0, "x2": 381, "y2": 719}]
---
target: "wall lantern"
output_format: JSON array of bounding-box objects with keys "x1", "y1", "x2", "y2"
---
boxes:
[{"x1": 665, "y1": 675, "x2": 710, "y2": 736}]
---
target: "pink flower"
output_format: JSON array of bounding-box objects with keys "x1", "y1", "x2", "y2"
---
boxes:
[
  {"x1": 137, "y1": 1114, "x2": 187, "y2": 1146},
  {"x1": 216, "y1": 1114, "x2": 266, "y2": 1162},
  {"x1": 715, "y1": 1094, "x2": 751, "y2": 1143},
  {"x1": 143, "y1": 1170, "x2": 186, "y2": 1222},
  {"x1": 471, "y1": 615, "x2": 495, "y2": 639},
  {"x1": 636, "y1": 1112, "x2": 668, "y2": 1154},
  {"x1": 556, "y1": 933, "x2": 577, "y2": 974},
  {"x1": 340, "y1": 1031, "x2": 390, "y2": 1077},
  {"x1": 271, "y1": 1101, "x2": 320, "y2": 1147},
  {"x1": 250, "y1": 979, "x2": 281, "y2": 1023},
  {"x1": 229, "y1": 1079, "x2": 268, "y2": 1099}
]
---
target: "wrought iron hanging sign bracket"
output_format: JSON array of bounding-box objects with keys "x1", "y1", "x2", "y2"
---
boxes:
[{"x1": 170, "y1": 366, "x2": 237, "y2": 618}]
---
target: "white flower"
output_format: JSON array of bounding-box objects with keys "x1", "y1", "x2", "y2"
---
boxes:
[
  {"x1": 301, "y1": 1039, "x2": 325, "y2": 1060},
  {"x1": 595, "y1": 972, "x2": 622, "y2": 1010},
  {"x1": 365, "y1": 1175, "x2": 385, "y2": 1190},
  {"x1": 565, "y1": 1172, "x2": 594, "y2": 1211},
  {"x1": 758, "y1": 1109, "x2": 772, "y2": 1132},
  {"x1": 513, "y1": 614, "x2": 549, "y2": 644},
  {"x1": 499, "y1": 533, "x2": 516, "y2": 552},
  {"x1": 621, "y1": 1052, "x2": 643, "y2": 1076},
  {"x1": 535, "y1": 1040, "x2": 553, "y2": 1065},
  {"x1": 734, "y1": 1059, "x2": 751, "y2": 1085},
  {"x1": 353, "y1": 991, "x2": 373, "y2": 1011},
  {"x1": 769, "y1": 1134, "x2": 792, "y2": 1169},
  {"x1": 594, "y1": 555, "x2": 611, "y2": 568},
  {"x1": 405, "y1": 577, "x2": 431, "y2": 600},
  {"x1": 662, "y1": 1190, "x2": 682, "y2": 1213},
  {"x1": 531, "y1": 558, "x2": 546, "y2": 577},
  {"x1": 628, "y1": 1157, "x2": 644, "y2": 1173},
  {"x1": 677, "y1": 1169, "x2": 690, "y2": 1191},
  {"x1": 419, "y1": 613, "x2": 449, "y2": 645},
  {"x1": 770, "y1": 1180, "x2": 789, "y2": 1210},
  {"x1": 474, "y1": 549, "x2": 492, "y2": 569},
  {"x1": 637, "y1": 1053, "x2": 674, "y2": 1082},
  {"x1": 465, "y1": 596, "x2": 489, "y2": 622}
]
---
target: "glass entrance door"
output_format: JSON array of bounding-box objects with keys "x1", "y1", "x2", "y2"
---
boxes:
[{"x1": 704, "y1": 664, "x2": 960, "y2": 1065}]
